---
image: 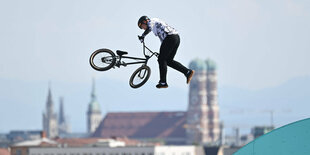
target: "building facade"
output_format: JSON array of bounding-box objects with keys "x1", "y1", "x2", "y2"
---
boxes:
[
  {"x1": 42, "y1": 86, "x2": 58, "y2": 138},
  {"x1": 28, "y1": 146, "x2": 202, "y2": 155},
  {"x1": 58, "y1": 97, "x2": 70, "y2": 136},
  {"x1": 186, "y1": 59, "x2": 221, "y2": 145},
  {"x1": 87, "y1": 78, "x2": 102, "y2": 134}
]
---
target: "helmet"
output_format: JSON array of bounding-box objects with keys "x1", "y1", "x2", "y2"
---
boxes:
[{"x1": 138, "y1": 16, "x2": 149, "y2": 29}]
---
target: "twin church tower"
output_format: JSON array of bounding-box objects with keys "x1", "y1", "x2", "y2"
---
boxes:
[{"x1": 42, "y1": 79, "x2": 102, "y2": 138}]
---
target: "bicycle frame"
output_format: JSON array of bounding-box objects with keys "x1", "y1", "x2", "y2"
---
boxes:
[{"x1": 115, "y1": 41, "x2": 158, "y2": 67}]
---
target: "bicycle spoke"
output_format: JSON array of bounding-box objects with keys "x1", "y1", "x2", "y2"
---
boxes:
[{"x1": 93, "y1": 52, "x2": 113, "y2": 68}]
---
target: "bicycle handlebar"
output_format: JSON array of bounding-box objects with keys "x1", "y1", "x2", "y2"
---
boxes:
[
  {"x1": 138, "y1": 35, "x2": 144, "y2": 43},
  {"x1": 138, "y1": 35, "x2": 159, "y2": 58}
]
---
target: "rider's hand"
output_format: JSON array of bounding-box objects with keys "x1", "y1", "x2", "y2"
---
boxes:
[{"x1": 138, "y1": 35, "x2": 144, "y2": 43}]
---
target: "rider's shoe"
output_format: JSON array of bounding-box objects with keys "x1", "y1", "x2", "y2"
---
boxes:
[
  {"x1": 186, "y1": 70, "x2": 195, "y2": 84},
  {"x1": 156, "y1": 82, "x2": 168, "y2": 89}
]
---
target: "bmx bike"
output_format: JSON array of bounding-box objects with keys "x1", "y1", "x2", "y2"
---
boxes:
[{"x1": 89, "y1": 39, "x2": 159, "y2": 88}]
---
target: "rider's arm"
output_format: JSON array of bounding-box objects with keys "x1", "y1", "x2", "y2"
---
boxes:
[{"x1": 141, "y1": 27, "x2": 151, "y2": 37}]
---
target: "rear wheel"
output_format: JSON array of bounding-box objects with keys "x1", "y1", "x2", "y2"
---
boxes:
[
  {"x1": 129, "y1": 65, "x2": 151, "y2": 88},
  {"x1": 89, "y1": 49, "x2": 116, "y2": 71}
]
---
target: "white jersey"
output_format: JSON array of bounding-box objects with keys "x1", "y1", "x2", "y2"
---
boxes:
[{"x1": 147, "y1": 18, "x2": 178, "y2": 42}]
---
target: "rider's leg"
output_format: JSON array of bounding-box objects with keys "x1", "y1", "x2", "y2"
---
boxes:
[
  {"x1": 157, "y1": 54, "x2": 168, "y2": 88},
  {"x1": 165, "y1": 35, "x2": 195, "y2": 84},
  {"x1": 158, "y1": 57, "x2": 168, "y2": 83},
  {"x1": 158, "y1": 35, "x2": 175, "y2": 84},
  {"x1": 166, "y1": 35, "x2": 189, "y2": 75}
]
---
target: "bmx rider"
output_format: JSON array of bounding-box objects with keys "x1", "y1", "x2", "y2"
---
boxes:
[{"x1": 138, "y1": 16, "x2": 195, "y2": 89}]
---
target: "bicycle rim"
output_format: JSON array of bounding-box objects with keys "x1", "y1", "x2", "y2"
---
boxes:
[
  {"x1": 90, "y1": 49, "x2": 116, "y2": 71},
  {"x1": 130, "y1": 66, "x2": 151, "y2": 88}
]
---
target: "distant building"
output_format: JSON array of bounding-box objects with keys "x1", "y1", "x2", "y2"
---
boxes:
[
  {"x1": 0, "y1": 148, "x2": 10, "y2": 155},
  {"x1": 186, "y1": 59, "x2": 221, "y2": 145},
  {"x1": 93, "y1": 59, "x2": 221, "y2": 145},
  {"x1": 58, "y1": 97, "x2": 70, "y2": 136},
  {"x1": 10, "y1": 131, "x2": 57, "y2": 155},
  {"x1": 6, "y1": 130, "x2": 41, "y2": 143},
  {"x1": 42, "y1": 84, "x2": 72, "y2": 138},
  {"x1": 42, "y1": 86, "x2": 58, "y2": 138},
  {"x1": 0, "y1": 133, "x2": 10, "y2": 148},
  {"x1": 28, "y1": 145, "x2": 203, "y2": 155},
  {"x1": 251, "y1": 126, "x2": 274, "y2": 139},
  {"x1": 240, "y1": 134, "x2": 254, "y2": 146},
  {"x1": 10, "y1": 135, "x2": 169, "y2": 155},
  {"x1": 92, "y1": 112, "x2": 187, "y2": 144},
  {"x1": 87, "y1": 78, "x2": 102, "y2": 134},
  {"x1": 203, "y1": 146, "x2": 241, "y2": 155}
]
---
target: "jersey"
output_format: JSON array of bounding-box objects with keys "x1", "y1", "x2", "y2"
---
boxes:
[{"x1": 143, "y1": 18, "x2": 178, "y2": 42}]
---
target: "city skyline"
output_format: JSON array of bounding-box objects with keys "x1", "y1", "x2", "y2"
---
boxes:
[
  {"x1": 1, "y1": 62, "x2": 309, "y2": 135},
  {"x1": 1, "y1": 0, "x2": 310, "y2": 135}
]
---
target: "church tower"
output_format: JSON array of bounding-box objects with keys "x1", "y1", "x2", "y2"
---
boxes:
[
  {"x1": 58, "y1": 97, "x2": 70, "y2": 136},
  {"x1": 205, "y1": 59, "x2": 221, "y2": 144},
  {"x1": 87, "y1": 78, "x2": 102, "y2": 134},
  {"x1": 186, "y1": 59, "x2": 221, "y2": 145},
  {"x1": 43, "y1": 85, "x2": 58, "y2": 138}
]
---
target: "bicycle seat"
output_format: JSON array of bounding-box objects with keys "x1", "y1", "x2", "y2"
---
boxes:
[{"x1": 116, "y1": 50, "x2": 128, "y2": 56}]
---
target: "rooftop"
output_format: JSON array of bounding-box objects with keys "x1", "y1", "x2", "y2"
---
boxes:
[{"x1": 92, "y1": 112, "x2": 187, "y2": 140}]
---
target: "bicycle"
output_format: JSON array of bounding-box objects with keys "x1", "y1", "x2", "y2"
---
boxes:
[{"x1": 89, "y1": 38, "x2": 159, "y2": 88}]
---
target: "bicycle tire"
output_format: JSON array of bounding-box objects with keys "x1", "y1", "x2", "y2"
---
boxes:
[
  {"x1": 89, "y1": 48, "x2": 116, "y2": 71},
  {"x1": 129, "y1": 65, "x2": 151, "y2": 88}
]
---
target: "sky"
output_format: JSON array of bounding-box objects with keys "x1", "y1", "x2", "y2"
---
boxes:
[{"x1": 0, "y1": 0, "x2": 310, "y2": 133}]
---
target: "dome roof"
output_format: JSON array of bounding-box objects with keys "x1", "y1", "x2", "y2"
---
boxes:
[
  {"x1": 89, "y1": 99, "x2": 101, "y2": 113},
  {"x1": 206, "y1": 58, "x2": 217, "y2": 71},
  {"x1": 189, "y1": 58, "x2": 207, "y2": 71}
]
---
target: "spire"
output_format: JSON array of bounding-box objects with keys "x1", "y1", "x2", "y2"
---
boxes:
[
  {"x1": 46, "y1": 83, "x2": 54, "y2": 115},
  {"x1": 91, "y1": 78, "x2": 96, "y2": 100},
  {"x1": 87, "y1": 78, "x2": 102, "y2": 133},
  {"x1": 88, "y1": 78, "x2": 101, "y2": 113},
  {"x1": 59, "y1": 97, "x2": 70, "y2": 135},
  {"x1": 59, "y1": 97, "x2": 65, "y2": 124},
  {"x1": 43, "y1": 82, "x2": 58, "y2": 138}
]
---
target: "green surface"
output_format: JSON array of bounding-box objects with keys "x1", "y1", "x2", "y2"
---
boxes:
[{"x1": 234, "y1": 118, "x2": 310, "y2": 155}]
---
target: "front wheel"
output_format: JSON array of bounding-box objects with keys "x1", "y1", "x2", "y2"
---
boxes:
[
  {"x1": 89, "y1": 48, "x2": 116, "y2": 71},
  {"x1": 129, "y1": 65, "x2": 151, "y2": 88}
]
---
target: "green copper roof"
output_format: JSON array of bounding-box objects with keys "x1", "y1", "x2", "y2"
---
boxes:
[
  {"x1": 89, "y1": 100, "x2": 101, "y2": 113},
  {"x1": 206, "y1": 58, "x2": 217, "y2": 71},
  {"x1": 189, "y1": 58, "x2": 207, "y2": 71},
  {"x1": 88, "y1": 78, "x2": 101, "y2": 113}
]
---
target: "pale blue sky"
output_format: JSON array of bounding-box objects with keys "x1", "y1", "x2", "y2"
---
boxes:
[
  {"x1": 1, "y1": 0, "x2": 309, "y2": 90},
  {"x1": 0, "y1": 0, "x2": 310, "y2": 133}
]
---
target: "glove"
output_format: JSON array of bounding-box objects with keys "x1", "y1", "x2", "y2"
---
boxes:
[{"x1": 138, "y1": 35, "x2": 144, "y2": 43}]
